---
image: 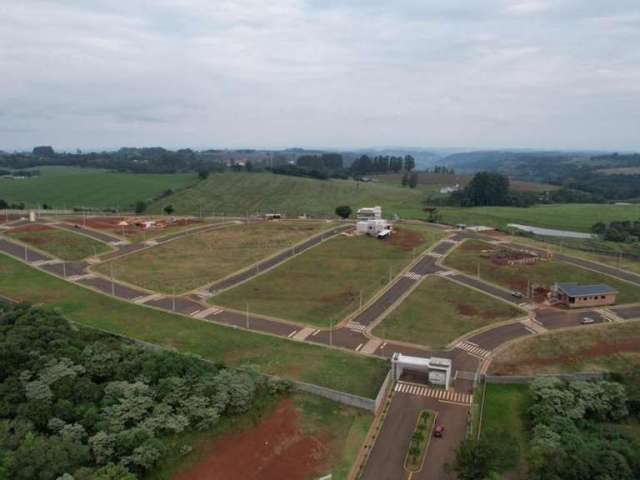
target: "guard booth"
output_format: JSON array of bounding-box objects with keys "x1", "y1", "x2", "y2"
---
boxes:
[{"x1": 391, "y1": 353, "x2": 452, "y2": 389}]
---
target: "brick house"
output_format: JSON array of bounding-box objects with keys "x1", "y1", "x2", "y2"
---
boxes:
[{"x1": 553, "y1": 283, "x2": 618, "y2": 308}]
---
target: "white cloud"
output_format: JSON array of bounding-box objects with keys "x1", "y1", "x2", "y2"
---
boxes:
[{"x1": 0, "y1": 0, "x2": 638, "y2": 151}]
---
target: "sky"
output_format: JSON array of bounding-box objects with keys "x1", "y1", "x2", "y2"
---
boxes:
[{"x1": 1, "y1": 0, "x2": 639, "y2": 152}]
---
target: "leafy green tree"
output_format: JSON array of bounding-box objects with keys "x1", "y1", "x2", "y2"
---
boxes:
[
  {"x1": 335, "y1": 205, "x2": 352, "y2": 219},
  {"x1": 461, "y1": 172, "x2": 510, "y2": 206},
  {"x1": 163, "y1": 204, "x2": 174, "y2": 215},
  {"x1": 409, "y1": 171, "x2": 418, "y2": 188},
  {"x1": 197, "y1": 169, "x2": 209, "y2": 180},
  {"x1": 134, "y1": 200, "x2": 147, "y2": 214},
  {"x1": 94, "y1": 463, "x2": 136, "y2": 480},
  {"x1": 401, "y1": 172, "x2": 409, "y2": 187}
]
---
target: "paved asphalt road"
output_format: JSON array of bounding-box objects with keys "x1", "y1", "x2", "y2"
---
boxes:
[
  {"x1": 535, "y1": 308, "x2": 606, "y2": 329},
  {"x1": 449, "y1": 273, "x2": 524, "y2": 304},
  {"x1": 611, "y1": 304, "x2": 640, "y2": 320},
  {"x1": 208, "y1": 224, "x2": 351, "y2": 293},
  {"x1": 362, "y1": 393, "x2": 467, "y2": 480},
  {"x1": 467, "y1": 322, "x2": 532, "y2": 350},
  {"x1": 55, "y1": 222, "x2": 123, "y2": 243},
  {"x1": 555, "y1": 253, "x2": 640, "y2": 286}
]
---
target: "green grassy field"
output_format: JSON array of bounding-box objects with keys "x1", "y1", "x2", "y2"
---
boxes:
[
  {"x1": 437, "y1": 203, "x2": 640, "y2": 232},
  {"x1": 0, "y1": 254, "x2": 388, "y2": 397},
  {"x1": 0, "y1": 166, "x2": 197, "y2": 209},
  {"x1": 149, "y1": 392, "x2": 371, "y2": 480},
  {"x1": 373, "y1": 276, "x2": 522, "y2": 348},
  {"x1": 213, "y1": 225, "x2": 445, "y2": 327},
  {"x1": 489, "y1": 321, "x2": 640, "y2": 377},
  {"x1": 6, "y1": 225, "x2": 111, "y2": 260},
  {"x1": 94, "y1": 220, "x2": 328, "y2": 293},
  {"x1": 444, "y1": 240, "x2": 640, "y2": 304},
  {"x1": 479, "y1": 383, "x2": 530, "y2": 478},
  {"x1": 508, "y1": 234, "x2": 640, "y2": 275},
  {"x1": 148, "y1": 171, "x2": 427, "y2": 219}
]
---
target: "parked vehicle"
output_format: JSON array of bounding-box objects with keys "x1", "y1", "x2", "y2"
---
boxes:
[
  {"x1": 433, "y1": 425, "x2": 445, "y2": 438},
  {"x1": 581, "y1": 317, "x2": 595, "y2": 324},
  {"x1": 511, "y1": 290, "x2": 524, "y2": 298}
]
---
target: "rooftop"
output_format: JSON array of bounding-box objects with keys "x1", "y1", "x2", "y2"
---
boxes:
[{"x1": 556, "y1": 282, "x2": 618, "y2": 297}]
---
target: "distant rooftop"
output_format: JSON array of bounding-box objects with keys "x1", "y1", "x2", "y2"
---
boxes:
[{"x1": 556, "y1": 283, "x2": 618, "y2": 297}]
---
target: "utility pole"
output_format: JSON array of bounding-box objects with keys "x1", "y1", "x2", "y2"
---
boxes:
[
  {"x1": 62, "y1": 262, "x2": 66, "y2": 279},
  {"x1": 110, "y1": 263, "x2": 115, "y2": 296},
  {"x1": 359, "y1": 289, "x2": 363, "y2": 309},
  {"x1": 24, "y1": 244, "x2": 28, "y2": 262},
  {"x1": 329, "y1": 318, "x2": 333, "y2": 346},
  {"x1": 245, "y1": 302, "x2": 250, "y2": 329},
  {"x1": 172, "y1": 287, "x2": 176, "y2": 312},
  {"x1": 388, "y1": 266, "x2": 392, "y2": 283},
  {"x1": 477, "y1": 262, "x2": 480, "y2": 279}
]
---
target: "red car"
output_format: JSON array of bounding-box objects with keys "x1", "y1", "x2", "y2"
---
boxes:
[{"x1": 433, "y1": 425, "x2": 445, "y2": 438}]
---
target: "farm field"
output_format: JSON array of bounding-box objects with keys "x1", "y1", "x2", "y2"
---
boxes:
[
  {"x1": 372, "y1": 276, "x2": 522, "y2": 348},
  {"x1": 444, "y1": 240, "x2": 640, "y2": 304},
  {"x1": 372, "y1": 172, "x2": 559, "y2": 194},
  {"x1": 437, "y1": 203, "x2": 640, "y2": 232},
  {"x1": 489, "y1": 321, "x2": 640, "y2": 377},
  {"x1": 5, "y1": 223, "x2": 111, "y2": 260},
  {"x1": 147, "y1": 171, "x2": 427, "y2": 219},
  {"x1": 94, "y1": 220, "x2": 329, "y2": 293},
  {"x1": 156, "y1": 393, "x2": 371, "y2": 480},
  {"x1": 213, "y1": 225, "x2": 445, "y2": 327},
  {"x1": 0, "y1": 166, "x2": 196, "y2": 209},
  {"x1": 0, "y1": 254, "x2": 388, "y2": 397}
]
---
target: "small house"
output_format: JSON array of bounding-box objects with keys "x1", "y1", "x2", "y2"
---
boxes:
[
  {"x1": 356, "y1": 206, "x2": 382, "y2": 221},
  {"x1": 552, "y1": 283, "x2": 618, "y2": 308},
  {"x1": 356, "y1": 219, "x2": 393, "y2": 238}
]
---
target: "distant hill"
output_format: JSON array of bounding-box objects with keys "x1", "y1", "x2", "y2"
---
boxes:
[{"x1": 148, "y1": 171, "x2": 427, "y2": 219}]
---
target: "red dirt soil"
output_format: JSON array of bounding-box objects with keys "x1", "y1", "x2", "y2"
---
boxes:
[
  {"x1": 63, "y1": 216, "x2": 202, "y2": 234},
  {"x1": 172, "y1": 398, "x2": 331, "y2": 480},
  {"x1": 389, "y1": 227, "x2": 425, "y2": 251},
  {"x1": 8, "y1": 224, "x2": 53, "y2": 233}
]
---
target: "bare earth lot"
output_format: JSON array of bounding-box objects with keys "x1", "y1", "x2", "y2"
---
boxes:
[
  {"x1": 156, "y1": 393, "x2": 371, "y2": 480},
  {"x1": 94, "y1": 220, "x2": 329, "y2": 293},
  {"x1": 373, "y1": 275, "x2": 522, "y2": 348},
  {"x1": 213, "y1": 225, "x2": 445, "y2": 327}
]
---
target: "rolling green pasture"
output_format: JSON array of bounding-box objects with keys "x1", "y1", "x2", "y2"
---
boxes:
[
  {"x1": 0, "y1": 166, "x2": 196, "y2": 209},
  {"x1": 6, "y1": 225, "x2": 111, "y2": 260},
  {"x1": 148, "y1": 171, "x2": 427, "y2": 219},
  {"x1": 373, "y1": 276, "x2": 522, "y2": 348},
  {"x1": 444, "y1": 240, "x2": 640, "y2": 304},
  {"x1": 0, "y1": 254, "x2": 388, "y2": 397},
  {"x1": 438, "y1": 203, "x2": 640, "y2": 232},
  {"x1": 94, "y1": 220, "x2": 328, "y2": 293},
  {"x1": 213, "y1": 225, "x2": 445, "y2": 327}
]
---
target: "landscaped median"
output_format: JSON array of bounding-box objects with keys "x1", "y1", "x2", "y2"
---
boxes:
[
  {"x1": 0, "y1": 253, "x2": 388, "y2": 398},
  {"x1": 404, "y1": 410, "x2": 436, "y2": 472}
]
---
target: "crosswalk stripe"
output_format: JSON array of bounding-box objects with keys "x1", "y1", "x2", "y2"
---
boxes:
[{"x1": 394, "y1": 381, "x2": 473, "y2": 405}]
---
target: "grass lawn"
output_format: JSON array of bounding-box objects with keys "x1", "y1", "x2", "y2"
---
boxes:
[
  {"x1": 0, "y1": 254, "x2": 388, "y2": 397},
  {"x1": 6, "y1": 225, "x2": 111, "y2": 260},
  {"x1": 507, "y1": 234, "x2": 640, "y2": 276},
  {"x1": 94, "y1": 220, "x2": 329, "y2": 293},
  {"x1": 148, "y1": 171, "x2": 427, "y2": 219},
  {"x1": 489, "y1": 321, "x2": 640, "y2": 377},
  {"x1": 437, "y1": 203, "x2": 640, "y2": 232},
  {"x1": 444, "y1": 240, "x2": 640, "y2": 304},
  {"x1": 480, "y1": 383, "x2": 530, "y2": 477},
  {"x1": 0, "y1": 166, "x2": 197, "y2": 209},
  {"x1": 213, "y1": 225, "x2": 445, "y2": 327},
  {"x1": 149, "y1": 392, "x2": 372, "y2": 480},
  {"x1": 372, "y1": 276, "x2": 522, "y2": 348}
]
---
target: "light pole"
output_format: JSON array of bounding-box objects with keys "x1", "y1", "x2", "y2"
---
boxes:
[
  {"x1": 329, "y1": 318, "x2": 333, "y2": 346},
  {"x1": 245, "y1": 302, "x2": 250, "y2": 329},
  {"x1": 172, "y1": 287, "x2": 176, "y2": 312},
  {"x1": 110, "y1": 263, "x2": 115, "y2": 296}
]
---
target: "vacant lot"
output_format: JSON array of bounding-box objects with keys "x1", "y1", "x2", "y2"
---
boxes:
[
  {"x1": 95, "y1": 220, "x2": 328, "y2": 293},
  {"x1": 148, "y1": 171, "x2": 427, "y2": 219},
  {"x1": 444, "y1": 240, "x2": 640, "y2": 304},
  {"x1": 489, "y1": 321, "x2": 640, "y2": 377},
  {"x1": 437, "y1": 203, "x2": 640, "y2": 232},
  {"x1": 0, "y1": 254, "x2": 388, "y2": 397},
  {"x1": 159, "y1": 393, "x2": 371, "y2": 480},
  {"x1": 6, "y1": 224, "x2": 111, "y2": 260},
  {"x1": 373, "y1": 276, "x2": 521, "y2": 348},
  {"x1": 480, "y1": 383, "x2": 530, "y2": 477},
  {"x1": 0, "y1": 166, "x2": 196, "y2": 209},
  {"x1": 214, "y1": 225, "x2": 445, "y2": 327}
]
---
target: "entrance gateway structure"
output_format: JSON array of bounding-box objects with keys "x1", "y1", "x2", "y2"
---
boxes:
[{"x1": 391, "y1": 353, "x2": 452, "y2": 388}]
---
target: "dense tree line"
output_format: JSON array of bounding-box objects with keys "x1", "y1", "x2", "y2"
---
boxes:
[
  {"x1": 592, "y1": 220, "x2": 640, "y2": 242},
  {"x1": 453, "y1": 378, "x2": 639, "y2": 480},
  {"x1": 0, "y1": 303, "x2": 290, "y2": 480},
  {"x1": 350, "y1": 155, "x2": 415, "y2": 176}
]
